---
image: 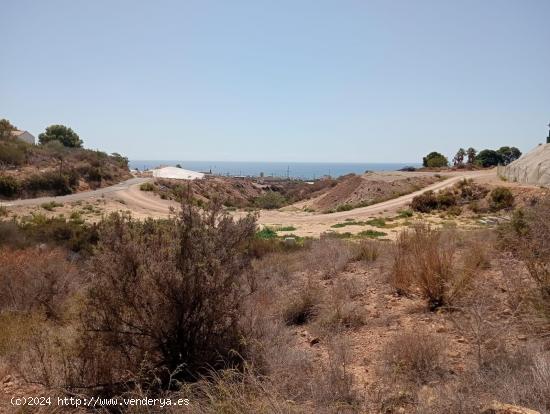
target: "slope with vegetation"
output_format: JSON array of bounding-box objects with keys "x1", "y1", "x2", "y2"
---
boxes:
[
  {"x1": 0, "y1": 118, "x2": 130, "y2": 199},
  {"x1": 1, "y1": 189, "x2": 549, "y2": 413}
]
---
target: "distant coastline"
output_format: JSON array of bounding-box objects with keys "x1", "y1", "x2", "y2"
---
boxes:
[{"x1": 129, "y1": 160, "x2": 420, "y2": 180}]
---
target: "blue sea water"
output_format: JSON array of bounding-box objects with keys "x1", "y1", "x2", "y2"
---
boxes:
[{"x1": 129, "y1": 160, "x2": 419, "y2": 180}]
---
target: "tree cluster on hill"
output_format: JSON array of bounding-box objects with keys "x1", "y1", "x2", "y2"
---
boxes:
[
  {"x1": 0, "y1": 118, "x2": 129, "y2": 199},
  {"x1": 424, "y1": 145, "x2": 521, "y2": 169}
]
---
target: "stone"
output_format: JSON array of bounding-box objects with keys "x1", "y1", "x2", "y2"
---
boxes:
[
  {"x1": 284, "y1": 237, "x2": 296, "y2": 246},
  {"x1": 310, "y1": 338, "x2": 320, "y2": 346}
]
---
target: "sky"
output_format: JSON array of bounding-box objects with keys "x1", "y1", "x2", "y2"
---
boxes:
[{"x1": 1, "y1": 0, "x2": 549, "y2": 163}]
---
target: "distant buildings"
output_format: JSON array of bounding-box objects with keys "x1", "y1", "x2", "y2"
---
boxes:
[{"x1": 11, "y1": 130, "x2": 35, "y2": 145}]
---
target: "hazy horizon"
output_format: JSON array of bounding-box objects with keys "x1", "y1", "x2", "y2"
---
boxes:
[{"x1": 2, "y1": 0, "x2": 549, "y2": 163}]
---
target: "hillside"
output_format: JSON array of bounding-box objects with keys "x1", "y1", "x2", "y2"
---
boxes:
[
  {"x1": 295, "y1": 171, "x2": 442, "y2": 212},
  {"x1": 0, "y1": 137, "x2": 130, "y2": 200}
]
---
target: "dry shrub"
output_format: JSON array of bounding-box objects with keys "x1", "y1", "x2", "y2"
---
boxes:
[
  {"x1": 315, "y1": 279, "x2": 365, "y2": 334},
  {"x1": 421, "y1": 346, "x2": 550, "y2": 414},
  {"x1": 310, "y1": 337, "x2": 361, "y2": 412},
  {"x1": 72, "y1": 201, "x2": 257, "y2": 394},
  {"x1": 499, "y1": 198, "x2": 550, "y2": 320},
  {"x1": 307, "y1": 238, "x2": 355, "y2": 278},
  {"x1": 353, "y1": 239, "x2": 379, "y2": 262},
  {"x1": 390, "y1": 225, "x2": 460, "y2": 310},
  {"x1": 282, "y1": 283, "x2": 320, "y2": 326},
  {"x1": 383, "y1": 329, "x2": 445, "y2": 385},
  {"x1": 0, "y1": 247, "x2": 78, "y2": 319},
  {"x1": 175, "y1": 367, "x2": 295, "y2": 414}
]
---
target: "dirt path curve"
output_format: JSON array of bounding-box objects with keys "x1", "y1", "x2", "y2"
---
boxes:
[
  {"x1": 252, "y1": 169, "x2": 496, "y2": 235},
  {"x1": 4, "y1": 169, "x2": 496, "y2": 236},
  {"x1": 0, "y1": 177, "x2": 151, "y2": 207}
]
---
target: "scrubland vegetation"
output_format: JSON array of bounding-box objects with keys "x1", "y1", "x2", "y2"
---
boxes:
[
  {"x1": 1, "y1": 190, "x2": 549, "y2": 413},
  {"x1": 0, "y1": 119, "x2": 130, "y2": 199}
]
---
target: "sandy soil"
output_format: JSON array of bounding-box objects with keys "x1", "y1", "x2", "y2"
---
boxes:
[{"x1": 6, "y1": 168, "x2": 529, "y2": 237}]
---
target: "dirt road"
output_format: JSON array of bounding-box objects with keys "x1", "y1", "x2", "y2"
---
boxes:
[
  {"x1": 0, "y1": 177, "x2": 151, "y2": 207},
  {"x1": 253, "y1": 169, "x2": 495, "y2": 235},
  {"x1": 4, "y1": 170, "x2": 496, "y2": 236}
]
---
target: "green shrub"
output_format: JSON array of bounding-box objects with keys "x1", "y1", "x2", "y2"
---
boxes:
[
  {"x1": 0, "y1": 175, "x2": 20, "y2": 198},
  {"x1": 489, "y1": 187, "x2": 514, "y2": 210},
  {"x1": 256, "y1": 226, "x2": 278, "y2": 239},
  {"x1": 358, "y1": 230, "x2": 386, "y2": 239},
  {"x1": 140, "y1": 182, "x2": 155, "y2": 191},
  {"x1": 254, "y1": 191, "x2": 286, "y2": 209},
  {"x1": 0, "y1": 142, "x2": 26, "y2": 166},
  {"x1": 366, "y1": 218, "x2": 386, "y2": 228},
  {"x1": 24, "y1": 171, "x2": 74, "y2": 196},
  {"x1": 398, "y1": 209, "x2": 414, "y2": 218},
  {"x1": 411, "y1": 191, "x2": 439, "y2": 213},
  {"x1": 336, "y1": 204, "x2": 354, "y2": 212},
  {"x1": 41, "y1": 201, "x2": 63, "y2": 211}
]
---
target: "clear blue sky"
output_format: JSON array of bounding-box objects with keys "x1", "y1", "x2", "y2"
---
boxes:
[{"x1": 1, "y1": 0, "x2": 549, "y2": 162}]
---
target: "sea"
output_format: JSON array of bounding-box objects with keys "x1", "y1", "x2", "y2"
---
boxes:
[{"x1": 129, "y1": 160, "x2": 420, "y2": 180}]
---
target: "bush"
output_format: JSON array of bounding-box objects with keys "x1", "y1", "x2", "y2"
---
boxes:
[
  {"x1": 79, "y1": 201, "x2": 257, "y2": 392},
  {"x1": 0, "y1": 142, "x2": 26, "y2": 166},
  {"x1": 140, "y1": 182, "x2": 155, "y2": 191},
  {"x1": 499, "y1": 197, "x2": 550, "y2": 318},
  {"x1": 0, "y1": 247, "x2": 78, "y2": 319},
  {"x1": 255, "y1": 226, "x2": 278, "y2": 239},
  {"x1": 24, "y1": 171, "x2": 74, "y2": 196},
  {"x1": 41, "y1": 201, "x2": 63, "y2": 211},
  {"x1": 336, "y1": 204, "x2": 354, "y2": 212},
  {"x1": 383, "y1": 329, "x2": 445, "y2": 384},
  {"x1": 0, "y1": 175, "x2": 20, "y2": 198},
  {"x1": 411, "y1": 190, "x2": 439, "y2": 212},
  {"x1": 282, "y1": 286, "x2": 319, "y2": 326},
  {"x1": 254, "y1": 191, "x2": 286, "y2": 209},
  {"x1": 391, "y1": 225, "x2": 460, "y2": 310},
  {"x1": 489, "y1": 187, "x2": 514, "y2": 211},
  {"x1": 354, "y1": 240, "x2": 379, "y2": 262}
]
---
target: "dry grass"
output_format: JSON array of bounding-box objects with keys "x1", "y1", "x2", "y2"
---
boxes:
[
  {"x1": 390, "y1": 225, "x2": 459, "y2": 310},
  {"x1": 382, "y1": 329, "x2": 446, "y2": 385},
  {"x1": 307, "y1": 238, "x2": 356, "y2": 278}
]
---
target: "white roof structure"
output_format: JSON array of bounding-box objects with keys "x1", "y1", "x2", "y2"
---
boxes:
[{"x1": 152, "y1": 166, "x2": 205, "y2": 180}]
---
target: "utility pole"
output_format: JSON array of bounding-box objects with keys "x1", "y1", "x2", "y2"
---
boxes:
[{"x1": 547, "y1": 122, "x2": 550, "y2": 144}]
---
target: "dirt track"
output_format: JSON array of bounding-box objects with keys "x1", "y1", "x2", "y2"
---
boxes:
[
  {"x1": 5, "y1": 170, "x2": 497, "y2": 236},
  {"x1": 113, "y1": 170, "x2": 498, "y2": 236}
]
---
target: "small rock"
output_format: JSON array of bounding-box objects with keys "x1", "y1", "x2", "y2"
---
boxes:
[
  {"x1": 448, "y1": 351, "x2": 460, "y2": 358},
  {"x1": 517, "y1": 335, "x2": 528, "y2": 341},
  {"x1": 456, "y1": 337, "x2": 467, "y2": 343},
  {"x1": 284, "y1": 237, "x2": 296, "y2": 246},
  {"x1": 310, "y1": 338, "x2": 320, "y2": 346},
  {"x1": 435, "y1": 326, "x2": 446, "y2": 333}
]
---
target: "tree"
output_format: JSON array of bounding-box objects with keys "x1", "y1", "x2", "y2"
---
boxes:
[
  {"x1": 466, "y1": 147, "x2": 477, "y2": 165},
  {"x1": 453, "y1": 148, "x2": 466, "y2": 166},
  {"x1": 38, "y1": 125, "x2": 83, "y2": 148},
  {"x1": 0, "y1": 119, "x2": 17, "y2": 139},
  {"x1": 475, "y1": 149, "x2": 503, "y2": 167},
  {"x1": 422, "y1": 152, "x2": 449, "y2": 168},
  {"x1": 496, "y1": 146, "x2": 522, "y2": 165}
]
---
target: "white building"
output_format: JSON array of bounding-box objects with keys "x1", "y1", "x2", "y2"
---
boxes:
[
  {"x1": 11, "y1": 130, "x2": 36, "y2": 145},
  {"x1": 152, "y1": 166, "x2": 205, "y2": 180}
]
